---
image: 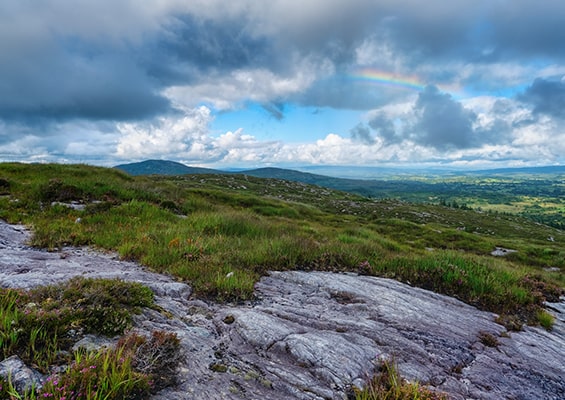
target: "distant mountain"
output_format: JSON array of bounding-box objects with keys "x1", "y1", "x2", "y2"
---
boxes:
[
  {"x1": 114, "y1": 160, "x2": 220, "y2": 176},
  {"x1": 114, "y1": 161, "x2": 430, "y2": 199}
]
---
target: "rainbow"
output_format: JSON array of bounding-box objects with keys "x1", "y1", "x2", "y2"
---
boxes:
[{"x1": 349, "y1": 68, "x2": 426, "y2": 91}]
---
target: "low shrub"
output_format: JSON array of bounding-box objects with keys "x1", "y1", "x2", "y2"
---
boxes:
[
  {"x1": 119, "y1": 330, "x2": 183, "y2": 391},
  {"x1": 34, "y1": 330, "x2": 181, "y2": 399},
  {"x1": 39, "y1": 344, "x2": 151, "y2": 400},
  {"x1": 36, "y1": 178, "x2": 85, "y2": 203},
  {"x1": 0, "y1": 278, "x2": 182, "y2": 400},
  {"x1": 478, "y1": 331, "x2": 499, "y2": 347},
  {"x1": 0, "y1": 177, "x2": 10, "y2": 194},
  {"x1": 28, "y1": 277, "x2": 154, "y2": 336},
  {"x1": 1, "y1": 278, "x2": 154, "y2": 372}
]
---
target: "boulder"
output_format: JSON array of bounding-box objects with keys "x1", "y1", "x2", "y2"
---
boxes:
[{"x1": 0, "y1": 356, "x2": 44, "y2": 394}]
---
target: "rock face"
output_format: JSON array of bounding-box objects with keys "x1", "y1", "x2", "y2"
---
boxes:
[{"x1": 1, "y1": 220, "x2": 564, "y2": 400}]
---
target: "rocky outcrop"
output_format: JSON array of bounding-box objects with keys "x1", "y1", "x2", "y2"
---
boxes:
[{"x1": 1, "y1": 220, "x2": 564, "y2": 399}]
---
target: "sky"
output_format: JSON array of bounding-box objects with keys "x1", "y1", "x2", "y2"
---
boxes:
[{"x1": 2, "y1": 0, "x2": 565, "y2": 170}]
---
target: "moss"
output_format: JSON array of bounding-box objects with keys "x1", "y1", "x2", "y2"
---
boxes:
[{"x1": 209, "y1": 363, "x2": 228, "y2": 373}]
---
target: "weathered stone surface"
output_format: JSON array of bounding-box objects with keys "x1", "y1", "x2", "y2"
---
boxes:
[
  {"x1": 0, "y1": 355, "x2": 43, "y2": 393},
  {"x1": 1, "y1": 220, "x2": 564, "y2": 400},
  {"x1": 225, "y1": 271, "x2": 565, "y2": 400},
  {"x1": 72, "y1": 334, "x2": 116, "y2": 353}
]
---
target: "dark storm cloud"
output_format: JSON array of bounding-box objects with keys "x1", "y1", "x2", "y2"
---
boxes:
[
  {"x1": 380, "y1": 9, "x2": 478, "y2": 62},
  {"x1": 1, "y1": 0, "x2": 565, "y2": 167},
  {"x1": 412, "y1": 86, "x2": 477, "y2": 150},
  {"x1": 2, "y1": 1, "x2": 376, "y2": 125},
  {"x1": 152, "y1": 15, "x2": 273, "y2": 79},
  {"x1": 145, "y1": 3, "x2": 378, "y2": 88},
  {"x1": 518, "y1": 78, "x2": 565, "y2": 119},
  {"x1": 350, "y1": 123, "x2": 375, "y2": 145},
  {"x1": 5, "y1": 0, "x2": 565, "y2": 128},
  {"x1": 368, "y1": 113, "x2": 398, "y2": 144},
  {"x1": 374, "y1": 1, "x2": 565, "y2": 65},
  {"x1": 486, "y1": 1, "x2": 565, "y2": 59},
  {"x1": 0, "y1": 38, "x2": 170, "y2": 123},
  {"x1": 366, "y1": 87, "x2": 486, "y2": 151}
]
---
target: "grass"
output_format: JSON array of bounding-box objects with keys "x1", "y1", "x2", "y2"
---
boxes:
[
  {"x1": 353, "y1": 358, "x2": 448, "y2": 400},
  {"x1": 1, "y1": 332, "x2": 180, "y2": 399},
  {"x1": 370, "y1": 253, "x2": 547, "y2": 317},
  {"x1": 0, "y1": 162, "x2": 563, "y2": 317},
  {"x1": 537, "y1": 310, "x2": 555, "y2": 331},
  {"x1": 0, "y1": 278, "x2": 181, "y2": 399},
  {"x1": 0, "y1": 278, "x2": 154, "y2": 370}
]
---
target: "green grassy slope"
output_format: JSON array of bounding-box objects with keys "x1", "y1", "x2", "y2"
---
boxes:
[
  {"x1": 114, "y1": 160, "x2": 565, "y2": 230},
  {"x1": 1, "y1": 162, "x2": 563, "y2": 329}
]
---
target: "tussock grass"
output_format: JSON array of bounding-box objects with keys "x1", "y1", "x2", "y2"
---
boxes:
[
  {"x1": 536, "y1": 310, "x2": 555, "y2": 331},
  {"x1": 354, "y1": 358, "x2": 448, "y2": 400}
]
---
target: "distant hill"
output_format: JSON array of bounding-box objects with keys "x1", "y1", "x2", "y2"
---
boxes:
[
  {"x1": 471, "y1": 165, "x2": 565, "y2": 175},
  {"x1": 113, "y1": 161, "x2": 565, "y2": 230},
  {"x1": 114, "y1": 160, "x2": 220, "y2": 176},
  {"x1": 115, "y1": 160, "x2": 565, "y2": 179},
  {"x1": 241, "y1": 167, "x2": 341, "y2": 185},
  {"x1": 113, "y1": 160, "x2": 565, "y2": 200},
  {"x1": 239, "y1": 167, "x2": 417, "y2": 198},
  {"x1": 113, "y1": 161, "x2": 402, "y2": 198}
]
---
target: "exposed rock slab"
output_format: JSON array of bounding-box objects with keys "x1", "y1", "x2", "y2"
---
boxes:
[
  {"x1": 221, "y1": 271, "x2": 565, "y2": 400},
  {"x1": 1, "y1": 220, "x2": 564, "y2": 399}
]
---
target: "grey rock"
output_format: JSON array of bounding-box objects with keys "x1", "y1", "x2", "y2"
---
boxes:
[
  {"x1": 1, "y1": 220, "x2": 564, "y2": 400},
  {"x1": 491, "y1": 247, "x2": 517, "y2": 256},
  {"x1": 0, "y1": 355, "x2": 44, "y2": 393},
  {"x1": 72, "y1": 334, "x2": 116, "y2": 352}
]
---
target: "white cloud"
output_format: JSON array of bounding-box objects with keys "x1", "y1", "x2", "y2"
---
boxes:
[{"x1": 115, "y1": 106, "x2": 212, "y2": 158}]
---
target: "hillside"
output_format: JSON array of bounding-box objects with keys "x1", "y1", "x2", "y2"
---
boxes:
[
  {"x1": 1, "y1": 162, "x2": 563, "y2": 310},
  {"x1": 115, "y1": 160, "x2": 565, "y2": 230},
  {"x1": 1, "y1": 162, "x2": 564, "y2": 398}
]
